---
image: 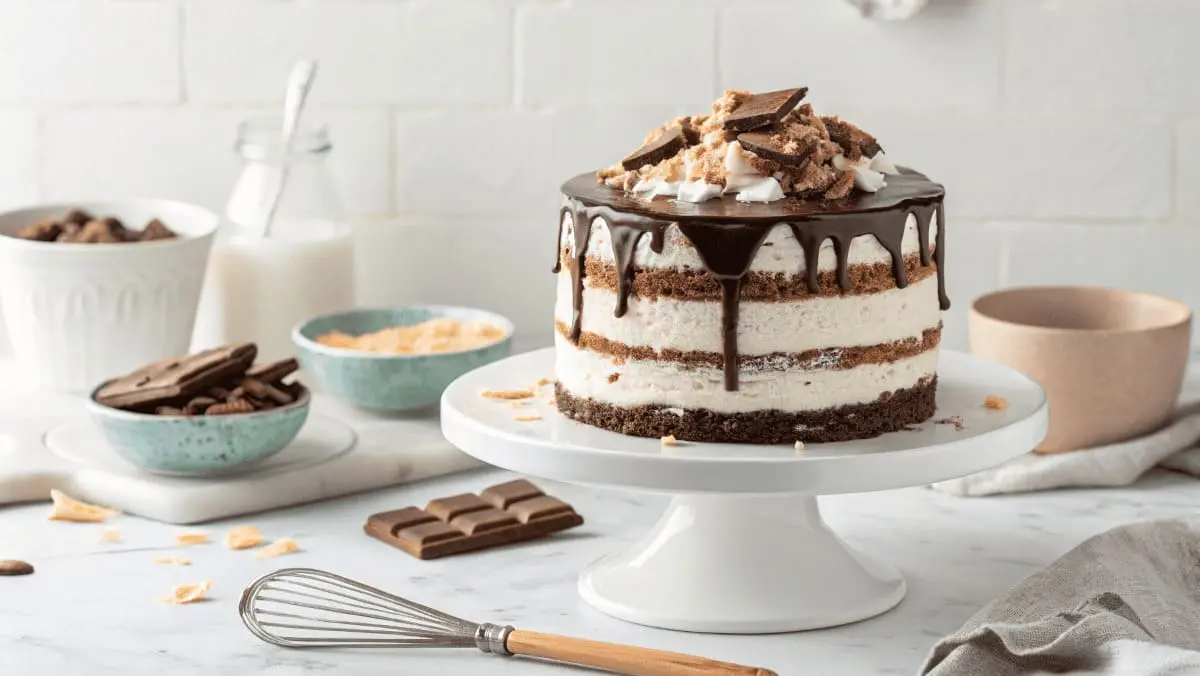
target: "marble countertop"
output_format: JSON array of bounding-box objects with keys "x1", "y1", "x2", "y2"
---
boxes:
[{"x1": 2, "y1": 465, "x2": 1198, "y2": 675}]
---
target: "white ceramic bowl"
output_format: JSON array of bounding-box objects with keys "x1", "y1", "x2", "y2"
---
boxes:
[{"x1": 0, "y1": 200, "x2": 218, "y2": 392}]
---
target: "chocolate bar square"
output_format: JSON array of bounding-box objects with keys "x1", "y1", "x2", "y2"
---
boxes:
[
  {"x1": 481, "y1": 479, "x2": 544, "y2": 510},
  {"x1": 426, "y1": 494, "x2": 490, "y2": 522},
  {"x1": 363, "y1": 480, "x2": 583, "y2": 560}
]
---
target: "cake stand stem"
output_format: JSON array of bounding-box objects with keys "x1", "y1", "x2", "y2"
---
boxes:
[{"x1": 578, "y1": 493, "x2": 905, "y2": 634}]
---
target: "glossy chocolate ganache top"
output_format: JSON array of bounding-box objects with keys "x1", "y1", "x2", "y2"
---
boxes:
[{"x1": 554, "y1": 168, "x2": 948, "y2": 392}]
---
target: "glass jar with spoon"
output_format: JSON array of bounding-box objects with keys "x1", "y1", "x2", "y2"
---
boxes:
[{"x1": 193, "y1": 62, "x2": 356, "y2": 363}]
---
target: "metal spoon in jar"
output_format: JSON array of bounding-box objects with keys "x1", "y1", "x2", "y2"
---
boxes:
[{"x1": 258, "y1": 59, "x2": 319, "y2": 238}]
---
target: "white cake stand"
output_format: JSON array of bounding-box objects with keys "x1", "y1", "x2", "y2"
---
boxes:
[{"x1": 441, "y1": 349, "x2": 1048, "y2": 634}]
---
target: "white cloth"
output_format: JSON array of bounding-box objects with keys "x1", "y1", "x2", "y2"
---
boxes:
[
  {"x1": 932, "y1": 404, "x2": 1200, "y2": 497},
  {"x1": 922, "y1": 518, "x2": 1200, "y2": 675}
]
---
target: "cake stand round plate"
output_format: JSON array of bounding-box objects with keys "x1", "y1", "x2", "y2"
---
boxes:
[{"x1": 441, "y1": 348, "x2": 1048, "y2": 634}]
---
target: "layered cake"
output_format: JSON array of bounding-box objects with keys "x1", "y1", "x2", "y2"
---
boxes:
[{"x1": 553, "y1": 87, "x2": 947, "y2": 444}]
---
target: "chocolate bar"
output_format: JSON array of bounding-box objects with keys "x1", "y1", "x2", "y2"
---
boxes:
[{"x1": 364, "y1": 479, "x2": 583, "y2": 560}]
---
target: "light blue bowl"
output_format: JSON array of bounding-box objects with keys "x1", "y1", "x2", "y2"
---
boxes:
[
  {"x1": 293, "y1": 306, "x2": 514, "y2": 412},
  {"x1": 86, "y1": 388, "x2": 311, "y2": 476}
]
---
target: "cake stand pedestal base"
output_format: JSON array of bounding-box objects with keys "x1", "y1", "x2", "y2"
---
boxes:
[
  {"x1": 578, "y1": 494, "x2": 904, "y2": 633},
  {"x1": 442, "y1": 348, "x2": 1048, "y2": 634}
]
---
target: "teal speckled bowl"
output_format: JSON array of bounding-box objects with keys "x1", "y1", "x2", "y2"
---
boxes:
[
  {"x1": 293, "y1": 306, "x2": 514, "y2": 412},
  {"x1": 86, "y1": 388, "x2": 311, "y2": 475}
]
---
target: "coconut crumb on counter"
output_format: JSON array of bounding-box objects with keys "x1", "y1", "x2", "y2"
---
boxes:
[
  {"x1": 153, "y1": 556, "x2": 191, "y2": 566},
  {"x1": 173, "y1": 532, "x2": 209, "y2": 546},
  {"x1": 161, "y1": 581, "x2": 211, "y2": 605},
  {"x1": 255, "y1": 538, "x2": 300, "y2": 560},
  {"x1": 224, "y1": 525, "x2": 263, "y2": 550},
  {"x1": 47, "y1": 489, "x2": 118, "y2": 523},
  {"x1": 984, "y1": 395, "x2": 1008, "y2": 411}
]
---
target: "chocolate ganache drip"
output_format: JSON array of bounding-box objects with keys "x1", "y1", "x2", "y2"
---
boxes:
[{"x1": 556, "y1": 169, "x2": 947, "y2": 392}]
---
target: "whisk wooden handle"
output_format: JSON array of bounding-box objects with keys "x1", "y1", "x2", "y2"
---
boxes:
[{"x1": 506, "y1": 630, "x2": 777, "y2": 676}]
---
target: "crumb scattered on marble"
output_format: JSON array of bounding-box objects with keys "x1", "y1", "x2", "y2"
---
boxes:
[
  {"x1": 255, "y1": 538, "x2": 300, "y2": 560},
  {"x1": 153, "y1": 556, "x2": 191, "y2": 566},
  {"x1": 536, "y1": 378, "x2": 554, "y2": 387},
  {"x1": 224, "y1": 525, "x2": 263, "y2": 550},
  {"x1": 174, "y1": 532, "x2": 209, "y2": 546},
  {"x1": 161, "y1": 581, "x2": 211, "y2": 604},
  {"x1": 661, "y1": 435, "x2": 679, "y2": 446},
  {"x1": 513, "y1": 414, "x2": 542, "y2": 422},
  {"x1": 984, "y1": 395, "x2": 1008, "y2": 411},
  {"x1": 100, "y1": 527, "x2": 120, "y2": 543},
  {"x1": 794, "y1": 441, "x2": 805, "y2": 451},
  {"x1": 481, "y1": 388, "x2": 535, "y2": 400},
  {"x1": 48, "y1": 489, "x2": 118, "y2": 523}
]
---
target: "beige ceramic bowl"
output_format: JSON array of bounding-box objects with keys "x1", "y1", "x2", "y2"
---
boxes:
[{"x1": 970, "y1": 286, "x2": 1192, "y2": 453}]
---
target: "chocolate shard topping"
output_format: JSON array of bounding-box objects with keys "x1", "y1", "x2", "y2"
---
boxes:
[
  {"x1": 737, "y1": 131, "x2": 816, "y2": 166},
  {"x1": 724, "y1": 88, "x2": 808, "y2": 132},
  {"x1": 621, "y1": 125, "x2": 689, "y2": 171}
]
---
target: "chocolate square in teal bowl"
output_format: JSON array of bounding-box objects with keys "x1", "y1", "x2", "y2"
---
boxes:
[
  {"x1": 86, "y1": 388, "x2": 311, "y2": 476},
  {"x1": 293, "y1": 306, "x2": 514, "y2": 412}
]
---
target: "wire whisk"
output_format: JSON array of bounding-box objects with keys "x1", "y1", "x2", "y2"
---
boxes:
[{"x1": 240, "y1": 568, "x2": 777, "y2": 676}]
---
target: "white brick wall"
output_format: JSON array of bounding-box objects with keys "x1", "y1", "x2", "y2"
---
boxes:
[{"x1": 0, "y1": 0, "x2": 1196, "y2": 351}]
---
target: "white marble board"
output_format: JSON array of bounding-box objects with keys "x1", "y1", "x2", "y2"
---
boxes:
[{"x1": 0, "y1": 361, "x2": 481, "y2": 524}]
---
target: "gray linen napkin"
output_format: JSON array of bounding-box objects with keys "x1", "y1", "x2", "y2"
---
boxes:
[
  {"x1": 921, "y1": 518, "x2": 1200, "y2": 675},
  {"x1": 932, "y1": 406, "x2": 1200, "y2": 497}
]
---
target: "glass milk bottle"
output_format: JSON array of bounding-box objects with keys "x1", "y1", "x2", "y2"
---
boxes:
[{"x1": 193, "y1": 119, "x2": 355, "y2": 362}]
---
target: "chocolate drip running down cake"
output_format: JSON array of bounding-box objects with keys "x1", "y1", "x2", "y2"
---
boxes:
[{"x1": 553, "y1": 88, "x2": 947, "y2": 444}]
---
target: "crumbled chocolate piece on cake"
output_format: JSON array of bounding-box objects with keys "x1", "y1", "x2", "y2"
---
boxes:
[
  {"x1": 822, "y1": 116, "x2": 881, "y2": 161},
  {"x1": 791, "y1": 159, "x2": 839, "y2": 195},
  {"x1": 595, "y1": 87, "x2": 896, "y2": 204},
  {"x1": 823, "y1": 170, "x2": 857, "y2": 200},
  {"x1": 724, "y1": 88, "x2": 807, "y2": 132},
  {"x1": 737, "y1": 130, "x2": 816, "y2": 166}
]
